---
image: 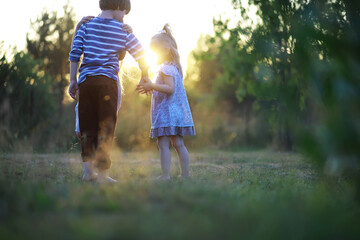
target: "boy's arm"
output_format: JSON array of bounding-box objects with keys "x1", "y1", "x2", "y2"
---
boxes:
[
  {"x1": 136, "y1": 57, "x2": 151, "y2": 95},
  {"x1": 137, "y1": 57, "x2": 149, "y2": 79},
  {"x1": 125, "y1": 33, "x2": 149, "y2": 78},
  {"x1": 125, "y1": 33, "x2": 152, "y2": 94},
  {"x1": 68, "y1": 62, "x2": 79, "y2": 100},
  {"x1": 68, "y1": 22, "x2": 86, "y2": 100}
]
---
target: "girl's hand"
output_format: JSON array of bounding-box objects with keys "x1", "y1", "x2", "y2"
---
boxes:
[
  {"x1": 136, "y1": 80, "x2": 153, "y2": 95},
  {"x1": 136, "y1": 87, "x2": 148, "y2": 95},
  {"x1": 136, "y1": 77, "x2": 152, "y2": 95},
  {"x1": 122, "y1": 24, "x2": 133, "y2": 33},
  {"x1": 78, "y1": 16, "x2": 95, "y2": 25},
  {"x1": 76, "y1": 16, "x2": 95, "y2": 31},
  {"x1": 142, "y1": 81, "x2": 153, "y2": 91},
  {"x1": 136, "y1": 84, "x2": 153, "y2": 95}
]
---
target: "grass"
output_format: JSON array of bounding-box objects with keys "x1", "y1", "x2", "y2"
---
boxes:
[{"x1": 0, "y1": 149, "x2": 359, "y2": 240}]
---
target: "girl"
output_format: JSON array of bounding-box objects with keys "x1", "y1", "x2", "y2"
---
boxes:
[{"x1": 137, "y1": 24, "x2": 195, "y2": 180}]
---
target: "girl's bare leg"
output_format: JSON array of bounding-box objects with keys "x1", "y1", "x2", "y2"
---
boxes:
[
  {"x1": 171, "y1": 136, "x2": 190, "y2": 177},
  {"x1": 158, "y1": 136, "x2": 171, "y2": 180}
]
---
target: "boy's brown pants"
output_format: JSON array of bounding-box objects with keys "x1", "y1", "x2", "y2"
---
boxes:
[{"x1": 78, "y1": 75, "x2": 118, "y2": 170}]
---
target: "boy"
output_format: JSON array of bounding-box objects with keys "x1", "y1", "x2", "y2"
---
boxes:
[{"x1": 68, "y1": 0, "x2": 149, "y2": 183}]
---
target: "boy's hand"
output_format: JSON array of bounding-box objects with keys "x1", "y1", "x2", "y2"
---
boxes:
[
  {"x1": 68, "y1": 81, "x2": 78, "y2": 100},
  {"x1": 139, "y1": 76, "x2": 150, "y2": 85},
  {"x1": 122, "y1": 24, "x2": 133, "y2": 33}
]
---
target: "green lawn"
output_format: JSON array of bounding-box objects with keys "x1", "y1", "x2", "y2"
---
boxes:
[{"x1": 0, "y1": 150, "x2": 359, "y2": 240}]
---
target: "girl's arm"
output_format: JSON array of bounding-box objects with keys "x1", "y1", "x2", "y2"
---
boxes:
[
  {"x1": 140, "y1": 73, "x2": 174, "y2": 94},
  {"x1": 73, "y1": 16, "x2": 133, "y2": 36},
  {"x1": 72, "y1": 16, "x2": 95, "y2": 44},
  {"x1": 122, "y1": 24, "x2": 133, "y2": 33}
]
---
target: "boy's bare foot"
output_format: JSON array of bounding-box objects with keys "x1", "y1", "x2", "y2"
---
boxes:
[
  {"x1": 82, "y1": 162, "x2": 98, "y2": 182},
  {"x1": 96, "y1": 176, "x2": 117, "y2": 183},
  {"x1": 96, "y1": 171, "x2": 118, "y2": 183},
  {"x1": 82, "y1": 172, "x2": 98, "y2": 182}
]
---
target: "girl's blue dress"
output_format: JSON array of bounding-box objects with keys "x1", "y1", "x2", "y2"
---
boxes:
[{"x1": 150, "y1": 62, "x2": 195, "y2": 138}]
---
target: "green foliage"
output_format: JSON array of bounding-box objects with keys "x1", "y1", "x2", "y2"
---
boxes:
[
  {"x1": 290, "y1": 0, "x2": 360, "y2": 183},
  {"x1": 189, "y1": 0, "x2": 360, "y2": 187},
  {"x1": 186, "y1": 35, "x2": 271, "y2": 148},
  {"x1": 0, "y1": 2, "x2": 79, "y2": 152},
  {"x1": 26, "y1": 3, "x2": 76, "y2": 115},
  {"x1": 0, "y1": 50, "x2": 56, "y2": 151},
  {"x1": 208, "y1": 0, "x2": 309, "y2": 151}
]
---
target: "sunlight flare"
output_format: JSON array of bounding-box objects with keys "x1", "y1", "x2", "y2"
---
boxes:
[{"x1": 144, "y1": 48, "x2": 159, "y2": 72}]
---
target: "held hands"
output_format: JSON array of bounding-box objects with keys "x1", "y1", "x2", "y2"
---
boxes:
[
  {"x1": 136, "y1": 77, "x2": 153, "y2": 95},
  {"x1": 142, "y1": 81, "x2": 153, "y2": 91}
]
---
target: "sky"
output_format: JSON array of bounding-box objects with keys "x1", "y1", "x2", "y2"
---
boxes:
[{"x1": 0, "y1": 0, "x2": 243, "y2": 71}]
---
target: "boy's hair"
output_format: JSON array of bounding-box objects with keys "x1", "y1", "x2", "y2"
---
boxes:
[
  {"x1": 151, "y1": 24, "x2": 183, "y2": 76},
  {"x1": 99, "y1": 0, "x2": 131, "y2": 14}
]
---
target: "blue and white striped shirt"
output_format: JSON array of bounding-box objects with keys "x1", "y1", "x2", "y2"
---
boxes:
[{"x1": 69, "y1": 17, "x2": 145, "y2": 84}]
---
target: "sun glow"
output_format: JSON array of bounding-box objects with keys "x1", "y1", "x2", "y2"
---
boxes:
[
  {"x1": 144, "y1": 48, "x2": 159, "y2": 71},
  {"x1": 121, "y1": 47, "x2": 159, "y2": 82}
]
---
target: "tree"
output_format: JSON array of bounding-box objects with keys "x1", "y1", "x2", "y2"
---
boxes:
[
  {"x1": 206, "y1": 0, "x2": 360, "y2": 192},
  {"x1": 26, "y1": 2, "x2": 76, "y2": 116},
  {"x1": 0, "y1": 49, "x2": 56, "y2": 150},
  {"x1": 293, "y1": 0, "x2": 360, "y2": 189},
  {"x1": 186, "y1": 34, "x2": 260, "y2": 146}
]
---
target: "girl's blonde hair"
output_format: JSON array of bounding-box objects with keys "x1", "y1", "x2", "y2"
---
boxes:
[{"x1": 151, "y1": 24, "x2": 183, "y2": 77}]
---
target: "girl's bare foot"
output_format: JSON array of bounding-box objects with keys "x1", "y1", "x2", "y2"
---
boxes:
[
  {"x1": 177, "y1": 174, "x2": 191, "y2": 181},
  {"x1": 155, "y1": 175, "x2": 171, "y2": 181}
]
